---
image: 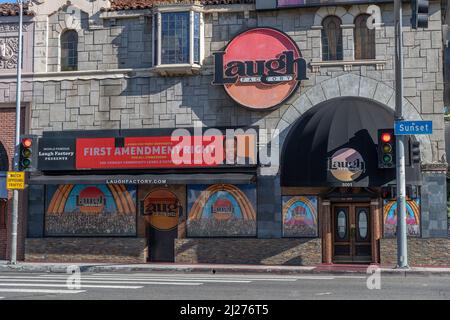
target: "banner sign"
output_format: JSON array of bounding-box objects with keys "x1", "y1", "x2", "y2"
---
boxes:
[
  {"x1": 213, "y1": 28, "x2": 307, "y2": 110},
  {"x1": 38, "y1": 130, "x2": 257, "y2": 171},
  {"x1": 76, "y1": 136, "x2": 221, "y2": 169}
]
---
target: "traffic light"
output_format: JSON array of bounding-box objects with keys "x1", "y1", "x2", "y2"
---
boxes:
[
  {"x1": 411, "y1": 0, "x2": 429, "y2": 29},
  {"x1": 18, "y1": 135, "x2": 36, "y2": 171},
  {"x1": 378, "y1": 129, "x2": 395, "y2": 168},
  {"x1": 410, "y1": 140, "x2": 421, "y2": 165}
]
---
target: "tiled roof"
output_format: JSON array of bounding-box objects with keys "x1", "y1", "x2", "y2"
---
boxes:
[
  {"x1": 0, "y1": 3, "x2": 32, "y2": 16},
  {"x1": 107, "y1": 0, "x2": 254, "y2": 11}
]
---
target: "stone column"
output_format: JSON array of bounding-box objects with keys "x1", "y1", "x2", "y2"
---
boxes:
[
  {"x1": 420, "y1": 165, "x2": 448, "y2": 238},
  {"x1": 322, "y1": 200, "x2": 332, "y2": 264},
  {"x1": 341, "y1": 24, "x2": 355, "y2": 61},
  {"x1": 370, "y1": 200, "x2": 381, "y2": 264}
]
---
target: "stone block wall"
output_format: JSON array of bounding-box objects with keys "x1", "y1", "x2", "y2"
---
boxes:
[
  {"x1": 381, "y1": 238, "x2": 450, "y2": 266},
  {"x1": 28, "y1": 2, "x2": 446, "y2": 163},
  {"x1": 25, "y1": 238, "x2": 147, "y2": 263},
  {"x1": 175, "y1": 238, "x2": 322, "y2": 265}
]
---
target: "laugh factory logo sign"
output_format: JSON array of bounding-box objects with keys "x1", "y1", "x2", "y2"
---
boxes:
[
  {"x1": 328, "y1": 148, "x2": 366, "y2": 182},
  {"x1": 213, "y1": 28, "x2": 308, "y2": 110}
]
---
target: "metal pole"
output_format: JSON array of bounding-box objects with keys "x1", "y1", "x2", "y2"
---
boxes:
[
  {"x1": 10, "y1": 0, "x2": 24, "y2": 265},
  {"x1": 394, "y1": 0, "x2": 409, "y2": 268}
]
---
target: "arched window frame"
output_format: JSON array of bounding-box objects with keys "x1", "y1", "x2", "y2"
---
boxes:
[
  {"x1": 60, "y1": 29, "x2": 78, "y2": 71},
  {"x1": 354, "y1": 14, "x2": 376, "y2": 60},
  {"x1": 321, "y1": 15, "x2": 343, "y2": 61}
]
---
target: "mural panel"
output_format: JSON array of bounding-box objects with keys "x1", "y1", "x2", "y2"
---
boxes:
[
  {"x1": 187, "y1": 184, "x2": 257, "y2": 237},
  {"x1": 383, "y1": 198, "x2": 421, "y2": 237},
  {"x1": 282, "y1": 196, "x2": 318, "y2": 237},
  {"x1": 45, "y1": 184, "x2": 137, "y2": 236}
]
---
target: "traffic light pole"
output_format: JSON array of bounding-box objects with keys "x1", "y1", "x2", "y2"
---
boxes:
[
  {"x1": 10, "y1": 0, "x2": 24, "y2": 265},
  {"x1": 394, "y1": 0, "x2": 409, "y2": 269}
]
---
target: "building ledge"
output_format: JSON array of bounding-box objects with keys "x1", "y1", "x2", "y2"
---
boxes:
[
  {"x1": 309, "y1": 59, "x2": 386, "y2": 72},
  {"x1": 152, "y1": 64, "x2": 201, "y2": 76}
]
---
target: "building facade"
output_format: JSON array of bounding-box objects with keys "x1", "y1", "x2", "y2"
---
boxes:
[{"x1": 1, "y1": 0, "x2": 448, "y2": 265}]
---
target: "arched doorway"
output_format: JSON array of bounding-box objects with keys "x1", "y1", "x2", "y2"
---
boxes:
[{"x1": 280, "y1": 97, "x2": 420, "y2": 264}]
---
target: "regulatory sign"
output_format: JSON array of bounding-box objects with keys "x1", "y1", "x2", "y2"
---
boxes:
[
  {"x1": 394, "y1": 120, "x2": 433, "y2": 135},
  {"x1": 6, "y1": 171, "x2": 25, "y2": 190}
]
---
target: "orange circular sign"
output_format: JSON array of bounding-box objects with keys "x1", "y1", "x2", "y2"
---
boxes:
[
  {"x1": 143, "y1": 189, "x2": 180, "y2": 231},
  {"x1": 213, "y1": 28, "x2": 307, "y2": 110}
]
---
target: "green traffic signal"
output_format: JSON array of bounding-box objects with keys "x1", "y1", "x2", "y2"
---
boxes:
[
  {"x1": 383, "y1": 154, "x2": 393, "y2": 164},
  {"x1": 21, "y1": 158, "x2": 31, "y2": 168}
]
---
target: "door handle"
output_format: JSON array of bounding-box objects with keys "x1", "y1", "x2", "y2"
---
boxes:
[{"x1": 350, "y1": 224, "x2": 356, "y2": 237}]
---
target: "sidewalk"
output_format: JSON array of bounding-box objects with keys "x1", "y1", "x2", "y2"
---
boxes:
[{"x1": 1, "y1": 261, "x2": 450, "y2": 275}]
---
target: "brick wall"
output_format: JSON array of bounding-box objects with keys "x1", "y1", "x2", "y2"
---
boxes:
[
  {"x1": 381, "y1": 238, "x2": 450, "y2": 266},
  {"x1": 175, "y1": 238, "x2": 322, "y2": 265},
  {"x1": 0, "y1": 106, "x2": 26, "y2": 261},
  {"x1": 25, "y1": 238, "x2": 147, "y2": 263}
]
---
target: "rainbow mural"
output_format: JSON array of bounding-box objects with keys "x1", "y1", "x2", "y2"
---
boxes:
[
  {"x1": 282, "y1": 196, "x2": 318, "y2": 237},
  {"x1": 383, "y1": 198, "x2": 421, "y2": 237},
  {"x1": 187, "y1": 184, "x2": 256, "y2": 237},
  {"x1": 45, "y1": 184, "x2": 137, "y2": 236}
]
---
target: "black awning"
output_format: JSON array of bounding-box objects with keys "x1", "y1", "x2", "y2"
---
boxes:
[
  {"x1": 29, "y1": 173, "x2": 256, "y2": 185},
  {"x1": 281, "y1": 96, "x2": 421, "y2": 187}
]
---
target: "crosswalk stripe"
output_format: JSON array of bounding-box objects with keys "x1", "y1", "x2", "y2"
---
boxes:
[
  {"x1": 0, "y1": 279, "x2": 202, "y2": 286},
  {"x1": 0, "y1": 278, "x2": 244, "y2": 284},
  {"x1": 0, "y1": 289, "x2": 85, "y2": 294},
  {"x1": 34, "y1": 276, "x2": 252, "y2": 283},
  {"x1": 0, "y1": 283, "x2": 143, "y2": 289},
  {"x1": 93, "y1": 273, "x2": 305, "y2": 280},
  {"x1": 89, "y1": 273, "x2": 336, "y2": 281},
  {"x1": 35, "y1": 274, "x2": 327, "y2": 282}
]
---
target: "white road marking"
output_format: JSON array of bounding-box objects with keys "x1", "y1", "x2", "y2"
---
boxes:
[
  {"x1": 34, "y1": 276, "x2": 251, "y2": 283},
  {"x1": 0, "y1": 278, "x2": 239, "y2": 285},
  {"x1": 0, "y1": 283, "x2": 142, "y2": 289},
  {"x1": 315, "y1": 292, "x2": 332, "y2": 296},
  {"x1": 0, "y1": 279, "x2": 202, "y2": 286},
  {"x1": 0, "y1": 289, "x2": 85, "y2": 294},
  {"x1": 37, "y1": 274, "x2": 334, "y2": 281}
]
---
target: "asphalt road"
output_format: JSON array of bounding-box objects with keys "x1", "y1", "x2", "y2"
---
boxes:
[{"x1": 0, "y1": 271, "x2": 448, "y2": 300}]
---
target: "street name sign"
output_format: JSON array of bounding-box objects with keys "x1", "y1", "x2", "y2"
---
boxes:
[
  {"x1": 6, "y1": 171, "x2": 25, "y2": 190},
  {"x1": 394, "y1": 120, "x2": 433, "y2": 135}
]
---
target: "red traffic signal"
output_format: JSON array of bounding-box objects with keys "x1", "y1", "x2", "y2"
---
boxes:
[
  {"x1": 21, "y1": 138, "x2": 32, "y2": 148},
  {"x1": 381, "y1": 132, "x2": 392, "y2": 143}
]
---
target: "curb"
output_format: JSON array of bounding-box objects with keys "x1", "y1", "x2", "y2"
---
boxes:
[{"x1": 2, "y1": 264, "x2": 450, "y2": 276}]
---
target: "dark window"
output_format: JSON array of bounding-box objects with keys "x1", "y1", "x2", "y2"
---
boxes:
[
  {"x1": 61, "y1": 30, "x2": 78, "y2": 71},
  {"x1": 322, "y1": 16, "x2": 343, "y2": 61},
  {"x1": 161, "y1": 12, "x2": 190, "y2": 64},
  {"x1": 155, "y1": 11, "x2": 201, "y2": 65},
  {"x1": 354, "y1": 14, "x2": 375, "y2": 60}
]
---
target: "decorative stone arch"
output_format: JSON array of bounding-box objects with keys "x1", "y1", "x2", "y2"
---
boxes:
[
  {"x1": 348, "y1": 4, "x2": 372, "y2": 23},
  {"x1": 50, "y1": 4, "x2": 85, "y2": 34},
  {"x1": 275, "y1": 73, "x2": 433, "y2": 164},
  {"x1": 313, "y1": 6, "x2": 351, "y2": 27},
  {"x1": 48, "y1": 5, "x2": 86, "y2": 72}
]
